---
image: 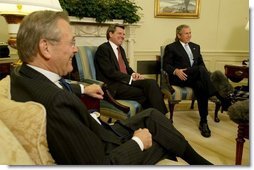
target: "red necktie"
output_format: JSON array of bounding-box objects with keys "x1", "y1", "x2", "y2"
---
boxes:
[{"x1": 117, "y1": 47, "x2": 127, "y2": 73}]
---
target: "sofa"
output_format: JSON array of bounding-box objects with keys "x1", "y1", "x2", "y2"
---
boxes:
[
  {"x1": 0, "y1": 76, "x2": 54, "y2": 165},
  {"x1": 0, "y1": 75, "x2": 187, "y2": 165}
]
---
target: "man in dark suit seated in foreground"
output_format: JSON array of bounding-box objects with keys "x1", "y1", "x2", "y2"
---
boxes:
[
  {"x1": 10, "y1": 10, "x2": 212, "y2": 165},
  {"x1": 94, "y1": 24, "x2": 168, "y2": 115}
]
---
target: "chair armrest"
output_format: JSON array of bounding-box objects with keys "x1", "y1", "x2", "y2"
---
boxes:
[
  {"x1": 83, "y1": 79, "x2": 104, "y2": 86},
  {"x1": 68, "y1": 79, "x2": 104, "y2": 86},
  {"x1": 101, "y1": 84, "x2": 130, "y2": 113},
  {"x1": 80, "y1": 94, "x2": 100, "y2": 112},
  {"x1": 160, "y1": 69, "x2": 175, "y2": 95},
  {"x1": 71, "y1": 79, "x2": 131, "y2": 113}
]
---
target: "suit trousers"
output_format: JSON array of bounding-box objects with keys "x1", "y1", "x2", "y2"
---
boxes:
[
  {"x1": 113, "y1": 79, "x2": 168, "y2": 114},
  {"x1": 170, "y1": 66, "x2": 217, "y2": 121},
  {"x1": 109, "y1": 108, "x2": 188, "y2": 164}
]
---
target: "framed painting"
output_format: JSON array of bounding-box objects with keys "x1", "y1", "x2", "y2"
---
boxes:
[{"x1": 154, "y1": 0, "x2": 200, "y2": 18}]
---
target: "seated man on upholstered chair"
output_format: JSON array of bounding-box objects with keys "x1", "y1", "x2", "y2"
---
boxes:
[
  {"x1": 163, "y1": 24, "x2": 233, "y2": 138},
  {"x1": 94, "y1": 24, "x2": 168, "y2": 115}
]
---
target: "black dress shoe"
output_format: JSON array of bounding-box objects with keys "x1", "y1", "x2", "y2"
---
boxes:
[{"x1": 199, "y1": 122, "x2": 211, "y2": 138}]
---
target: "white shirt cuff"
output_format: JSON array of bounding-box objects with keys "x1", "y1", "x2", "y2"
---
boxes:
[
  {"x1": 129, "y1": 76, "x2": 133, "y2": 85},
  {"x1": 132, "y1": 136, "x2": 144, "y2": 151},
  {"x1": 90, "y1": 111, "x2": 102, "y2": 125},
  {"x1": 80, "y1": 84, "x2": 85, "y2": 94},
  {"x1": 173, "y1": 69, "x2": 176, "y2": 75}
]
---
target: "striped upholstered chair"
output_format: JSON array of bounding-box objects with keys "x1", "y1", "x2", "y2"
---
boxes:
[
  {"x1": 160, "y1": 46, "x2": 221, "y2": 123},
  {"x1": 69, "y1": 46, "x2": 142, "y2": 121}
]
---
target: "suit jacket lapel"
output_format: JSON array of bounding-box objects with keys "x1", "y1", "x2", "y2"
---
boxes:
[{"x1": 188, "y1": 43, "x2": 196, "y2": 61}]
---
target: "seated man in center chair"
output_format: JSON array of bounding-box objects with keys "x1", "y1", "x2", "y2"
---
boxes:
[{"x1": 94, "y1": 24, "x2": 168, "y2": 115}]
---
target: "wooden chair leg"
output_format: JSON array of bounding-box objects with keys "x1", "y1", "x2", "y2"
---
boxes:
[
  {"x1": 214, "y1": 101, "x2": 221, "y2": 122},
  {"x1": 235, "y1": 138, "x2": 245, "y2": 165},
  {"x1": 190, "y1": 99, "x2": 195, "y2": 109},
  {"x1": 169, "y1": 103, "x2": 175, "y2": 123},
  {"x1": 235, "y1": 123, "x2": 248, "y2": 165}
]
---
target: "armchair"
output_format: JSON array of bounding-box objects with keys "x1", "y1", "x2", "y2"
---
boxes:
[
  {"x1": 160, "y1": 46, "x2": 221, "y2": 123},
  {"x1": 67, "y1": 46, "x2": 142, "y2": 121}
]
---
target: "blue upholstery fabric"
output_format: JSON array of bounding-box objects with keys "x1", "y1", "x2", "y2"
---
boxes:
[
  {"x1": 75, "y1": 46, "x2": 97, "y2": 80},
  {"x1": 75, "y1": 46, "x2": 142, "y2": 119},
  {"x1": 171, "y1": 85, "x2": 193, "y2": 100}
]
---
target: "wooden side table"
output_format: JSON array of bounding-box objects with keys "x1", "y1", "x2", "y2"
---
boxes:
[
  {"x1": 224, "y1": 64, "x2": 249, "y2": 165},
  {"x1": 224, "y1": 64, "x2": 249, "y2": 84}
]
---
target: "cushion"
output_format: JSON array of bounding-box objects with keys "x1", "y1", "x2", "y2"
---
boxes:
[
  {"x1": 171, "y1": 85, "x2": 194, "y2": 100},
  {"x1": 75, "y1": 46, "x2": 98, "y2": 80},
  {"x1": 0, "y1": 75, "x2": 10, "y2": 99},
  {"x1": 116, "y1": 100, "x2": 142, "y2": 117},
  {"x1": 0, "y1": 76, "x2": 54, "y2": 165},
  {"x1": 0, "y1": 119, "x2": 34, "y2": 165}
]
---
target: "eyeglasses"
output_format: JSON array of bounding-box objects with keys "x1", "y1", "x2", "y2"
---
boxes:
[
  {"x1": 47, "y1": 38, "x2": 76, "y2": 47},
  {"x1": 65, "y1": 39, "x2": 76, "y2": 47}
]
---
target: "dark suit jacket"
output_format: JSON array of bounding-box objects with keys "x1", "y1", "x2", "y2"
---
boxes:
[
  {"x1": 10, "y1": 64, "x2": 148, "y2": 164},
  {"x1": 94, "y1": 42, "x2": 134, "y2": 95},
  {"x1": 162, "y1": 41, "x2": 206, "y2": 81},
  {"x1": 162, "y1": 41, "x2": 217, "y2": 113},
  {"x1": 11, "y1": 64, "x2": 187, "y2": 164}
]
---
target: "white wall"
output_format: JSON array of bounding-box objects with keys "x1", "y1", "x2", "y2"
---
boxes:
[
  {"x1": 133, "y1": 0, "x2": 249, "y2": 73},
  {"x1": 0, "y1": 0, "x2": 249, "y2": 72},
  {"x1": 0, "y1": 16, "x2": 8, "y2": 43},
  {"x1": 134, "y1": 0, "x2": 249, "y2": 52}
]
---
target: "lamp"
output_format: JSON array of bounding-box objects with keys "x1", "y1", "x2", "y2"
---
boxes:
[{"x1": 0, "y1": 0, "x2": 63, "y2": 49}]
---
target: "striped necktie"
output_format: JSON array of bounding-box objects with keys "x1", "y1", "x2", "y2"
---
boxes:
[{"x1": 59, "y1": 78, "x2": 72, "y2": 92}]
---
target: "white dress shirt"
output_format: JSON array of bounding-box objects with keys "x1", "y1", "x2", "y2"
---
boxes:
[{"x1": 108, "y1": 41, "x2": 132, "y2": 85}]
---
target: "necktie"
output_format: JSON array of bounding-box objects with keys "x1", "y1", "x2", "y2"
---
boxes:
[
  {"x1": 117, "y1": 47, "x2": 127, "y2": 73},
  {"x1": 59, "y1": 78, "x2": 72, "y2": 92},
  {"x1": 184, "y1": 44, "x2": 194, "y2": 66}
]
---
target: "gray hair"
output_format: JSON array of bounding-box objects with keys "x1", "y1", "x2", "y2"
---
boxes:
[
  {"x1": 175, "y1": 24, "x2": 190, "y2": 42},
  {"x1": 17, "y1": 10, "x2": 69, "y2": 62}
]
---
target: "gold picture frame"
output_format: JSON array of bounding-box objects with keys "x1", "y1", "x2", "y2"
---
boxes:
[{"x1": 154, "y1": 0, "x2": 200, "y2": 19}]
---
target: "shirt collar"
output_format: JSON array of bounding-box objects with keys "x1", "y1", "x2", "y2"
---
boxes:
[
  {"x1": 27, "y1": 64, "x2": 61, "y2": 84},
  {"x1": 109, "y1": 40, "x2": 118, "y2": 50},
  {"x1": 179, "y1": 41, "x2": 188, "y2": 47}
]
